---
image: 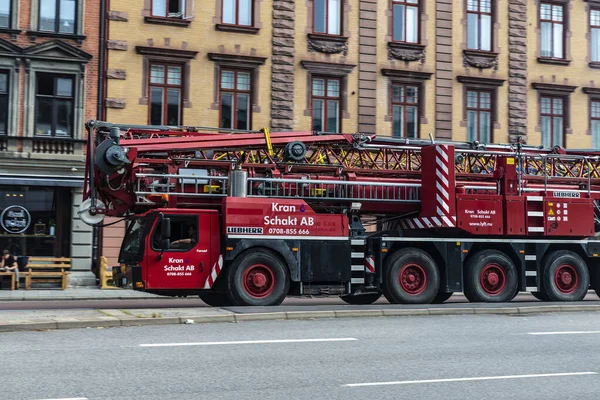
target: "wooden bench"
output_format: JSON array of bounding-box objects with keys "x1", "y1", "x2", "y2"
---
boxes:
[
  {"x1": 24, "y1": 257, "x2": 71, "y2": 290},
  {"x1": 0, "y1": 272, "x2": 16, "y2": 290}
]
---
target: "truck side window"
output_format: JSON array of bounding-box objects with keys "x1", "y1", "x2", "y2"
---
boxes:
[{"x1": 152, "y1": 215, "x2": 198, "y2": 251}]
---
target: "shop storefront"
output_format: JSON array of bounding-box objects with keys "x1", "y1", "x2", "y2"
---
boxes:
[
  {"x1": 0, "y1": 186, "x2": 72, "y2": 257},
  {"x1": 0, "y1": 175, "x2": 95, "y2": 286}
]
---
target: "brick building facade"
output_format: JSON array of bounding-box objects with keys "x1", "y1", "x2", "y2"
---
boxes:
[
  {"x1": 0, "y1": 0, "x2": 101, "y2": 285},
  {"x1": 100, "y1": 0, "x2": 600, "y2": 264}
]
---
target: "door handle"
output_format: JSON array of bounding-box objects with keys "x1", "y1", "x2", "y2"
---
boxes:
[{"x1": 200, "y1": 261, "x2": 204, "y2": 272}]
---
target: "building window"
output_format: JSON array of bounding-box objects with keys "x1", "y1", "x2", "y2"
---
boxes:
[
  {"x1": 540, "y1": 2, "x2": 564, "y2": 59},
  {"x1": 313, "y1": 0, "x2": 341, "y2": 35},
  {"x1": 39, "y1": 0, "x2": 76, "y2": 34},
  {"x1": 592, "y1": 9, "x2": 600, "y2": 63},
  {"x1": 222, "y1": 0, "x2": 252, "y2": 26},
  {"x1": 152, "y1": 0, "x2": 186, "y2": 18},
  {"x1": 467, "y1": 0, "x2": 492, "y2": 51},
  {"x1": 35, "y1": 73, "x2": 74, "y2": 137},
  {"x1": 392, "y1": 0, "x2": 419, "y2": 43},
  {"x1": 0, "y1": 71, "x2": 7, "y2": 135},
  {"x1": 466, "y1": 90, "x2": 492, "y2": 143},
  {"x1": 312, "y1": 77, "x2": 340, "y2": 133},
  {"x1": 540, "y1": 96, "x2": 564, "y2": 147},
  {"x1": 0, "y1": 187, "x2": 72, "y2": 257},
  {"x1": 149, "y1": 64, "x2": 182, "y2": 126},
  {"x1": 220, "y1": 70, "x2": 251, "y2": 130},
  {"x1": 391, "y1": 83, "x2": 419, "y2": 138},
  {"x1": 0, "y1": 0, "x2": 10, "y2": 28},
  {"x1": 592, "y1": 100, "x2": 600, "y2": 148}
]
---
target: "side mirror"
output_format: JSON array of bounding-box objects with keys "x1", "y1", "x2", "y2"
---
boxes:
[
  {"x1": 161, "y1": 217, "x2": 171, "y2": 239},
  {"x1": 160, "y1": 239, "x2": 170, "y2": 251}
]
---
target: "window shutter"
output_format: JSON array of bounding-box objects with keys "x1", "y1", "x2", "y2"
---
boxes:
[{"x1": 184, "y1": 0, "x2": 194, "y2": 18}]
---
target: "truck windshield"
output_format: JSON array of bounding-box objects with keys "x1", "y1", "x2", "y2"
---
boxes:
[{"x1": 118, "y1": 216, "x2": 150, "y2": 264}]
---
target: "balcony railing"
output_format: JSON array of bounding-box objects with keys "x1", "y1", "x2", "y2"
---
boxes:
[{"x1": 0, "y1": 136, "x2": 86, "y2": 156}]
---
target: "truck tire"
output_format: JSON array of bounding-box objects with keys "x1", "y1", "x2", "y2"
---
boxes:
[
  {"x1": 382, "y1": 248, "x2": 440, "y2": 304},
  {"x1": 463, "y1": 250, "x2": 518, "y2": 303},
  {"x1": 540, "y1": 250, "x2": 590, "y2": 302},
  {"x1": 227, "y1": 249, "x2": 290, "y2": 306},
  {"x1": 199, "y1": 293, "x2": 234, "y2": 307},
  {"x1": 432, "y1": 291, "x2": 453, "y2": 304},
  {"x1": 531, "y1": 291, "x2": 550, "y2": 302},
  {"x1": 592, "y1": 268, "x2": 600, "y2": 299},
  {"x1": 340, "y1": 292, "x2": 382, "y2": 305}
]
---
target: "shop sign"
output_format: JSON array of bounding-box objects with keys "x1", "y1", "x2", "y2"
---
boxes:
[{"x1": 1, "y1": 205, "x2": 31, "y2": 234}]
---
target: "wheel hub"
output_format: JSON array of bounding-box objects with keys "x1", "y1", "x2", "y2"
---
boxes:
[
  {"x1": 252, "y1": 272, "x2": 268, "y2": 288},
  {"x1": 399, "y1": 264, "x2": 427, "y2": 295},
  {"x1": 479, "y1": 264, "x2": 507, "y2": 295},
  {"x1": 554, "y1": 264, "x2": 578, "y2": 294}
]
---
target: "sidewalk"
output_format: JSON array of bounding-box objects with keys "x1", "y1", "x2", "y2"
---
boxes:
[
  {"x1": 1, "y1": 286, "x2": 600, "y2": 333},
  {"x1": 0, "y1": 286, "x2": 162, "y2": 301}
]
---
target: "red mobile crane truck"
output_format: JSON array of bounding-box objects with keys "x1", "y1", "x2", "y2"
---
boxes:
[{"x1": 80, "y1": 120, "x2": 600, "y2": 306}]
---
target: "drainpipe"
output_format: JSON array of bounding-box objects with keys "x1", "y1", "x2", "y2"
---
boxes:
[{"x1": 91, "y1": 0, "x2": 108, "y2": 281}]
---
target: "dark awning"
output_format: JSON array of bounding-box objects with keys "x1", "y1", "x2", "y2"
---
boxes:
[{"x1": 0, "y1": 175, "x2": 84, "y2": 188}]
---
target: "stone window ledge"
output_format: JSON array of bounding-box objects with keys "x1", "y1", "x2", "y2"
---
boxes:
[
  {"x1": 207, "y1": 52, "x2": 267, "y2": 68},
  {"x1": 307, "y1": 33, "x2": 349, "y2": 56},
  {"x1": 582, "y1": 87, "x2": 600, "y2": 96},
  {"x1": 382, "y1": 68, "x2": 433, "y2": 82},
  {"x1": 531, "y1": 82, "x2": 577, "y2": 94},
  {"x1": 144, "y1": 16, "x2": 191, "y2": 27},
  {"x1": 26, "y1": 31, "x2": 86, "y2": 44},
  {"x1": 301, "y1": 60, "x2": 356, "y2": 77},
  {"x1": 589, "y1": 62, "x2": 600, "y2": 69},
  {"x1": 462, "y1": 49, "x2": 499, "y2": 70},
  {"x1": 215, "y1": 24, "x2": 259, "y2": 34},
  {"x1": 136, "y1": 45, "x2": 199, "y2": 59},
  {"x1": 537, "y1": 57, "x2": 570, "y2": 66},
  {"x1": 388, "y1": 42, "x2": 426, "y2": 63},
  {"x1": 0, "y1": 28, "x2": 21, "y2": 38}
]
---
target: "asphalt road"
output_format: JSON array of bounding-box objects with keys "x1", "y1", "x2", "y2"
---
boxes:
[
  {"x1": 3, "y1": 312, "x2": 600, "y2": 399},
  {"x1": 1, "y1": 292, "x2": 599, "y2": 311}
]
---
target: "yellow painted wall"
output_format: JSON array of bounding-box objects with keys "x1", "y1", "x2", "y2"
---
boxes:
[
  {"x1": 527, "y1": 0, "x2": 596, "y2": 148},
  {"x1": 375, "y1": 0, "x2": 436, "y2": 139},
  {"x1": 293, "y1": 0, "x2": 359, "y2": 132},
  {"x1": 106, "y1": 1, "x2": 273, "y2": 129},
  {"x1": 451, "y1": 0, "x2": 509, "y2": 144}
]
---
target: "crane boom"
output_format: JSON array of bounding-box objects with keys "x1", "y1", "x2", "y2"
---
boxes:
[{"x1": 82, "y1": 120, "x2": 600, "y2": 238}]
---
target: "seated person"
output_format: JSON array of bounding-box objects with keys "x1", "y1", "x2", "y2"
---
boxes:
[
  {"x1": 171, "y1": 225, "x2": 197, "y2": 247},
  {"x1": 0, "y1": 249, "x2": 19, "y2": 289}
]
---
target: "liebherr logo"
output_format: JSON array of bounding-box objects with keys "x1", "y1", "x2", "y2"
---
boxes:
[{"x1": 227, "y1": 227, "x2": 264, "y2": 234}]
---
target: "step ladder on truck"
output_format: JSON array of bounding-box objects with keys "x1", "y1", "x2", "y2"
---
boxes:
[{"x1": 79, "y1": 119, "x2": 600, "y2": 306}]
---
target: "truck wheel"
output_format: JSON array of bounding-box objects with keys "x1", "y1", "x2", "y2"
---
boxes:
[
  {"x1": 464, "y1": 250, "x2": 518, "y2": 303},
  {"x1": 199, "y1": 293, "x2": 234, "y2": 307},
  {"x1": 541, "y1": 250, "x2": 589, "y2": 301},
  {"x1": 227, "y1": 249, "x2": 290, "y2": 306},
  {"x1": 432, "y1": 291, "x2": 453, "y2": 304},
  {"x1": 340, "y1": 292, "x2": 382, "y2": 305},
  {"x1": 531, "y1": 291, "x2": 550, "y2": 302},
  {"x1": 382, "y1": 248, "x2": 440, "y2": 304},
  {"x1": 592, "y1": 268, "x2": 600, "y2": 299}
]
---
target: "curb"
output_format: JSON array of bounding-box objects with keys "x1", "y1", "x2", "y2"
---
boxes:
[{"x1": 2, "y1": 304, "x2": 600, "y2": 333}]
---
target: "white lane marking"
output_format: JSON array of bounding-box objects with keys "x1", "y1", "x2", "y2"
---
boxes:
[
  {"x1": 140, "y1": 338, "x2": 358, "y2": 347},
  {"x1": 527, "y1": 331, "x2": 600, "y2": 335},
  {"x1": 34, "y1": 398, "x2": 88, "y2": 400},
  {"x1": 342, "y1": 372, "x2": 597, "y2": 387}
]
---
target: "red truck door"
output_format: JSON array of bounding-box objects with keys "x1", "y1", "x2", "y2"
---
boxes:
[{"x1": 144, "y1": 211, "x2": 212, "y2": 290}]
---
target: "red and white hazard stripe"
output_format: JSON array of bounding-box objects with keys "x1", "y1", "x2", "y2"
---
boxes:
[
  {"x1": 203, "y1": 254, "x2": 223, "y2": 289},
  {"x1": 435, "y1": 145, "x2": 456, "y2": 227},
  {"x1": 398, "y1": 216, "x2": 455, "y2": 230},
  {"x1": 365, "y1": 256, "x2": 375, "y2": 273}
]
